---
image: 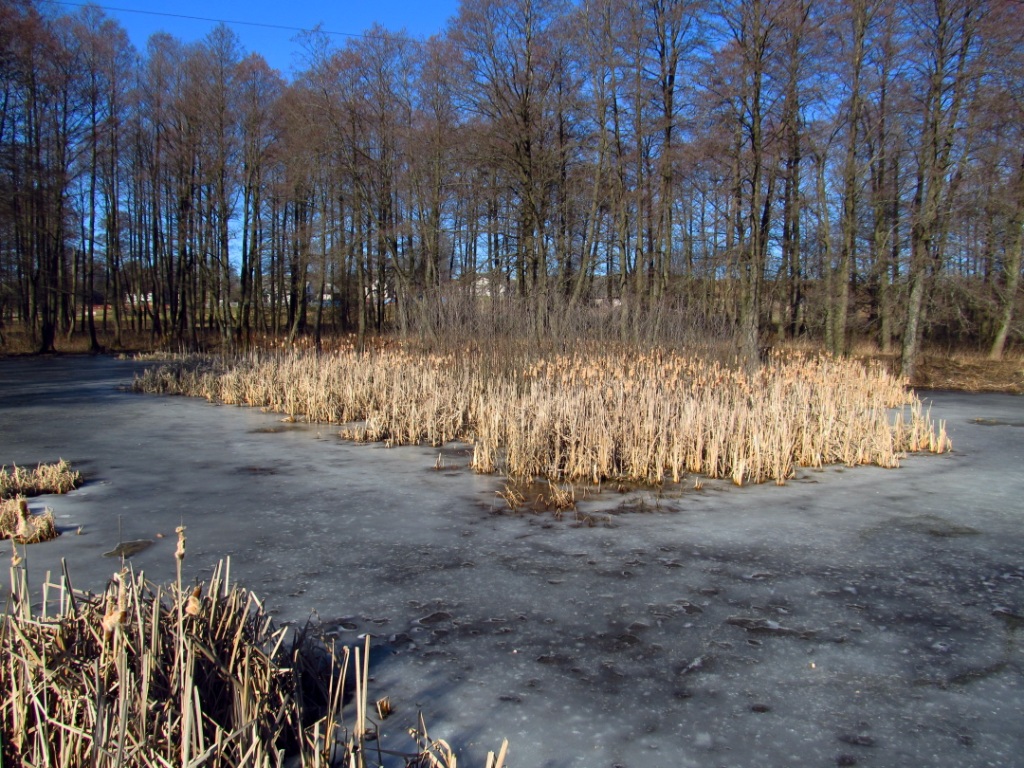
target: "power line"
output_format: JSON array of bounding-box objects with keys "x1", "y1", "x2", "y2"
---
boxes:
[{"x1": 37, "y1": 0, "x2": 417, "y2": 43}]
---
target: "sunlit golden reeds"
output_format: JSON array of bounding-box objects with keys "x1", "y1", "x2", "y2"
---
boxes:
[
  {"x1": 0, "y1": 497, "x2": 58, "y2": 543},
  {"x1": 1, "y1": 543, "x2": 506, "y2": 767},
  {"x1": 0, "y1": 459, "x2": 81, "y2": 498},
  {"x1": 133, "y1": 343, "x2": 951, "y2": 486},
  {"x1": 0, "y1": 460, "x2": 80, "y2": 543}
]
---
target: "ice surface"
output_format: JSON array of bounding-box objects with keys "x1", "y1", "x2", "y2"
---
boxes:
[{"x1": 1, "y1": 357, "x2": 1022, "y2": 767}]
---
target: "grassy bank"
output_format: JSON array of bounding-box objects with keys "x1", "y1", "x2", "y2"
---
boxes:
[{"x1": 133, "y1": 344, "x2": 950, "y2": 486}]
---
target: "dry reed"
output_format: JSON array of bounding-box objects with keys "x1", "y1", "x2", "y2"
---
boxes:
[
  {"x1": 0, "y1": 460, "x2": 79, "y2": 544},
  {"x1": 133, "y1": 344, "x2": 950, "y2": 486},
  {"x1": 0, "y1": 498, "x2": 58, "y2": 543},
  {"x1": 0, "y1": 459, "x2": 81, "y2": 498},
  {"x1": 1, "y1": 540, "x2": 506, "y2": 767}
]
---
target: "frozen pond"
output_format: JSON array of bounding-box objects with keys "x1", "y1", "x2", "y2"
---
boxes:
[{"x1": 1, "y1": 356, "x2": 1022, "y2": 767}]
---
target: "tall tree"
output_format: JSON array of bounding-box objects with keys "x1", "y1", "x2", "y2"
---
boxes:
[
  {"x1": 828, "y1": 0, "x2": 870, "y2": 356},
  {"x1": 715, "y1": 0, "x2": 783, "y2": 366},
  {"x1": 235, "y1": 52, "x2": 283, "y2": 346},
  {"x1": 980, "y1": 1, "x2": 1024, "y2": 360},
  {"x1": 900, "y1": 0, "x2": 982, "y2": 378},
  {"x1": 452, "y1": 0, "x2": 569, "y2": 330}
]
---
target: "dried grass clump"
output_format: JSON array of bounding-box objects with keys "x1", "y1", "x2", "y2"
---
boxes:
[
  {"x1": 1, "y1": 541, "x2": 507, "y2": 767},
  {"x1": 0, "y1": 497, "x2": 58, "y2": 543},
  {"x1": 0, "y1": 459, "x2": 81, "y2": 498},
  {"x1": 497, "y1": 480, "x2": 578, "y2": 517},
  {"x1": 133, "y1": 344, "x2": 950, "y2": 486},
  {"x1": 0, "y1": 461, "x2": 75, "y2": 544}
]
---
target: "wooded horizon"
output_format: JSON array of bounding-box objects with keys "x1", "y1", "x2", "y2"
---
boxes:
[{"x1": 1, "y1": 0, "x2": 1021, "y2": 373}]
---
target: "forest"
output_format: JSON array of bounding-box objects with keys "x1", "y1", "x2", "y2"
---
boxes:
[{"x1": 0, "y1": 0, "x2": 1021, "y2": 374}]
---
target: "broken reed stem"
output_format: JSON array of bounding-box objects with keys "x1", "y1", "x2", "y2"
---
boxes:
[
  {"x1": 133, "y1": 345, "x2": 950, "y2": 486},
  {"x1": 486, "y1": 739, "x2": 510, "y2": 768},
  {"x1": 1, "y1": 556, "x2": 504, "y2": 767}
]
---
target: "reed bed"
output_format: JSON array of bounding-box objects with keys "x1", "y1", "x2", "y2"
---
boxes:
[
  {"x1": 0, "y1": 498, "x2": 58, "y2": 543},
  {"x1": 0, "y1": 459, "x2": 81, "y2": 498},
  {"x1": 133, "y1": 345, "x2": 950, "y2": 486},
  {"x1": 0, "y1": 460, "x2": 80, "y2": 543},
  {"x1": 1, "y1": 531, "x2": 507, "y2": 767}
]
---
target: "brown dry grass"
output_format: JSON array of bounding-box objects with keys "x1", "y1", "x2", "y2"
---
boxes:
[
  {"x1": 0, "y1": 498, "x2": 58, "y2": 543},
  {"x1": 0, "y1": 326, "x2": 175, "y2": 356},
  {"x1": 912, "y1": 353, "x2": 1024, "y2": 393},
  {"x1": 1, "y1": 537, "x2": 508, "y2": 767},
  {"x1": 0, "y1": 324, "x2": 378, "y2": 358},
  {"x1": 0, "y1": 460, "x2": 80, "y2": 543},
  {"x1": 0, "y1": 459, "x2": 81, "y2": 499},
  {"x1": 133, "y1": 343, "x2": 950, "y2": 487},
  {"x1": 842, "y1": 340, "x2": 1024, "y2": 394}
]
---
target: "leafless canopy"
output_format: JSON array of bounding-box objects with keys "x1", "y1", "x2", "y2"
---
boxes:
[{"x1": 0, "y1": 0, "x2": 1021, "y2": 365}]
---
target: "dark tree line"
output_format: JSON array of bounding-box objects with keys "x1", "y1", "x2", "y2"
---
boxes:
[{"x1": 1, "y1": 0, "x2": 1021, "y2": 371}]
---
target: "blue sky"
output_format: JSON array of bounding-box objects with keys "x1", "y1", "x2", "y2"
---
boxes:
[{"x1": 47, "y1": 0, "x2": 461, "y2": 75}]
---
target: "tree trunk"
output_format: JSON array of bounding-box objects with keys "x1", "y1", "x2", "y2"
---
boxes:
[{"x1": 989, "y1": 152, "x2": 1024, "y2": 359}]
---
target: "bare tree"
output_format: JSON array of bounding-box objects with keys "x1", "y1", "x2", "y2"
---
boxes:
[
  {"x1": 900, "y1": 0, "x2": 982, "y2": 378},
  {"x1": 452, "y1": 0, "x2": 569, "y2": 334},
  {"x1": 980, "y1": 2, "x2": 1024, "y2": 360},
  {"x1": 1, "y1": 0, "x2": 1019, "y2": 358},
  {"x1": 235, "y1": 53, "x2": 283, "y2": 346},
  {"x1": 714, "y1": 0, "x2": 784, "y2": 366}
]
